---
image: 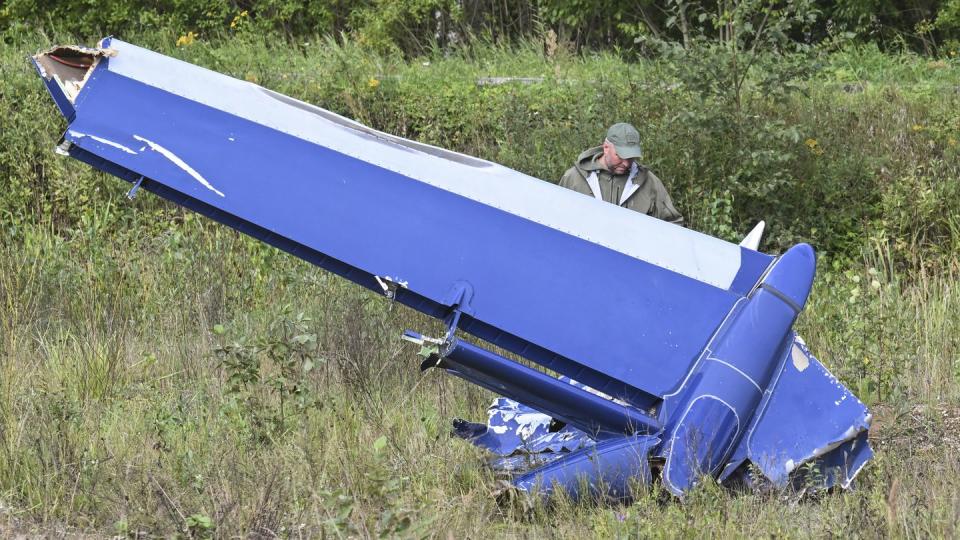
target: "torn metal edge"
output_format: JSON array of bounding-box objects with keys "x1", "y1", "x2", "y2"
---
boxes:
[{"x1": 32, "y1": 44, "x2": 117, "y2": 103}]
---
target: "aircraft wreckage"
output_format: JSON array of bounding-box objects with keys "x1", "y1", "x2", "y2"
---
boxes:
[{"x1": 33, "y1": 39, "x2": 872, "y2": 501}]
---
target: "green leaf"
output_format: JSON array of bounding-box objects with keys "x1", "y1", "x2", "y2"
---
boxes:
[
  {"x1": 185, "y1": 513, "x2": 215, "y2": 533},
  {"x1": 292, "y1": 333, "x2": 316, "y2": 345},
  {"x1": 373, "y1": 435, "x2": 387, "y2": 453},
  {"x1": 417, "y1": 343, "x2": 439, "y2": 359}
]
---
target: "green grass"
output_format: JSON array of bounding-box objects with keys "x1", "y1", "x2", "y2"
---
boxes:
[
  {"x1": 0, "y1": 216, "x2": 958, "y2": 537},
  {"x1": 1, "y1": 28, "x2": 959, "y2": 537}
]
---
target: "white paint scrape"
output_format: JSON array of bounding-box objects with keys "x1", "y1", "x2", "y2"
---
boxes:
[
  {"x1": 68, "y1": 130, "x2": 138, "y2": 155},
  {"x1": 133, "y1": 135, "x2": 225, "y2": 197},
  {"x1": 514, "y1": 413, "x2": 553, "y2": 439}
]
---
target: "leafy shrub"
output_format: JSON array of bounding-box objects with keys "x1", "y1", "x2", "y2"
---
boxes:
[{"x1": 214, "y1": 307, "x2": 322, "y2": 443}]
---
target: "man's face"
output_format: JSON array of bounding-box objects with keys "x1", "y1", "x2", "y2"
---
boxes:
[{"x1": 602, "y1": 141, "x2": 632, "y2": 175}]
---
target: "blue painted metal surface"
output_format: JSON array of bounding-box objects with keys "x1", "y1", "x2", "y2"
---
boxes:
[
  {"x1": 32, "y1": 39, "x2": 873, "y2": 502},
  {"x1": 452, "y1": 398, "x2": 592, "y2": 457},
  {"x1": 719, "y1": 336, "x2": 874, "y2": 488},
  {"x1": 513, "y1": 434, "x2": 660, "y2": 502},
  {"x1": 656, "y1": 244, "x2": 817, "y2": 495}
]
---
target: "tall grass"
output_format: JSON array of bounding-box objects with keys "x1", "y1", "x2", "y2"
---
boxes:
[{"x1": 1, "y1": 29, "x2": 959, "y2": 536}]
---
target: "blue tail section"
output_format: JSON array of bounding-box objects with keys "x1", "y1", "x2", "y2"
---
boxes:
[{"x1": 32, "y1": 39, "x2": 872, "y2": 501}]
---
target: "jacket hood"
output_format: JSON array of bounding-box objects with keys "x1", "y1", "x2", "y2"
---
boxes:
[{"x1": 574, "y1": 146, "x2": 606, "y2": 175}]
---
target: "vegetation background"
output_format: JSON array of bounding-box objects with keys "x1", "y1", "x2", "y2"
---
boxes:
[{"x1": 1, "y1": 0, "x2": 959, "y2": 537}]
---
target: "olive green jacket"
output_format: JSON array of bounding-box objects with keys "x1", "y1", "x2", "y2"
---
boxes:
[{"x1": 558, "y1": 146, "x2": 683, "y2": 225}]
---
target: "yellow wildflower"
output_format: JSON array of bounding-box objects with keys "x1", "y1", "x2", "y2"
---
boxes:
[
  {"x1": 230, "y1": 10, "x2": 249, "y2": 29},
  {"x1": 912, "y1": 124, "x2": 924, "y2": 132},
  {"x1": 804, "y1": 138, "x2": 824, "y2": 156},
  {"x1": 368, "y1": 78, "x2": 380, "y2": 89},
  {"x1": 176, "y1": 31, "x2": 197, "y2": 47},
  {"x1": 949, "y1": 137, "x2": 958, "y2": 147}
]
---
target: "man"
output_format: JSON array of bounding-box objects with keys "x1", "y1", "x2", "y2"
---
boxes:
[{"x1": 559, "y1": 122, "x2": 683, "y2": 224}]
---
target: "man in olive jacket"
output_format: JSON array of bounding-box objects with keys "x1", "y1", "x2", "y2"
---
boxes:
[{"x1": 559, "y1": 122, "x2": 683, "y2": 224}]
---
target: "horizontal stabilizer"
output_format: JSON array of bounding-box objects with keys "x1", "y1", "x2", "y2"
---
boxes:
[{"x1": 32, "y1": 38, "x2": 774, "y2": 403}]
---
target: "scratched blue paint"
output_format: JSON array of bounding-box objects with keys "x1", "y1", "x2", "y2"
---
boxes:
[
  {"x1": 452, "y1": 398, "x2": 592, "y2": 457},
  {"x1": 33, "y1": 39, "x2": 873, "y2": 502}
]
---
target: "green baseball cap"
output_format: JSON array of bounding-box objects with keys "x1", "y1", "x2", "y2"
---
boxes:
[{"x1": 605, "y1": 122, "x2": 642, "y2": 160}]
